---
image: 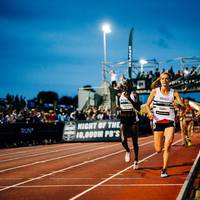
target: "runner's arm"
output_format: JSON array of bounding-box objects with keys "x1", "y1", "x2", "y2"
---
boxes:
[{"x1": 146, "y1": 89, "x2": 156, "y2": 120}]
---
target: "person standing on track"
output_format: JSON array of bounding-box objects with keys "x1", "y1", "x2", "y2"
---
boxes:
[
  {"x1": 119, "y1": 79, "x2": 140, "y2": 170},
  {"x1": 146, "y1": 72, "x2": 184, "y2": 177}
]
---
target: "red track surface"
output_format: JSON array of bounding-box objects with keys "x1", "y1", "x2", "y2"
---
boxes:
[{"x1": 0, "y1": 128, "x2": 199, "y2": 200}]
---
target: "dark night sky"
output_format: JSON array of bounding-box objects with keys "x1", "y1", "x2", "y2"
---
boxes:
[{"x1": 0, "y1": 0, "x2": 200, "y2": 99}]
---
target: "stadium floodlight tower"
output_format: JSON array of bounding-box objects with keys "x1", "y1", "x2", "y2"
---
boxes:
[
  {"x1": 102, "y1": 23, "x2": 111, "y2": 82},
  {"x1": 139, "y1": 59, "x2": 148, "y2": 73}
]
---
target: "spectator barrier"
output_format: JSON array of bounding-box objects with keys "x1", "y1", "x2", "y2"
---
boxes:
[
  {"x1": 0, "y1": 118, "x2": 153, "y2": 147},
  {"x1": 0, "y1": 123, "x2": 64, "y2": 147}
]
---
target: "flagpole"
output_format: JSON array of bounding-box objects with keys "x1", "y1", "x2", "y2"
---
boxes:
[{"x1": 128, "y1": 28, "x2": 133, "y2": 79}]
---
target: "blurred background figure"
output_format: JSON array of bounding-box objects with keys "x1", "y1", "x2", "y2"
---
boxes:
[{"x1": 182, "y1": 99, "x2": 195, "y2": 146}]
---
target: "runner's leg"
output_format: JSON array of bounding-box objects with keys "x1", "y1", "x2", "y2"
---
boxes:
[
  {"x1": 120, "y1": 124, "x2": 130, "y2": 152},
  {"x1": 163, "y1": 127, "x2": 174, "y2": 169},
  {"x1": 130, "y1": 124, "x2": 138, "y2": 161},
  {"x1": 154, "y1": 131, "x2": 164, "y2": 153}
]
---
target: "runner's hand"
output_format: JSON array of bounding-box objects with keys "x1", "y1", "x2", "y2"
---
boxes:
[{"x1": 148, "y1": 112, "x2": 154, "y2": 120}]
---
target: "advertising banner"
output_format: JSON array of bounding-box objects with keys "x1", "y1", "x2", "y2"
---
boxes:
[{"x1": 62, "y1": 120, "x2": 120, "y2": 142}]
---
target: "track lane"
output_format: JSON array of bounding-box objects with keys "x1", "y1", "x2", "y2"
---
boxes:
[
  {"x1": 0, "y1": 136, "x2": 152, "y2": 158},
  {"x1": 0, "y1": 132, "x2": 199, "y2": 200},
  {"x1": 70, "y1": 134, "x2": 199, "y2": 200},
  {"x1": 0, "y1": 138, "x2": 154, "y2": 191},
  {"x1": 0, "y1": 142, "x2": 114, "y2": 171},
  {"x1": 0, "y1": 136, "x2": 153, "y2": 171}
]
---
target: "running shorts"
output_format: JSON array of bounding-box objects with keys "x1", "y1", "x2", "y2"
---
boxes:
[
  {"x1": 153, "y1": 121, "x2": 174, "y2": 131},
  {"x1": 120, "y1": 110, "x2": 136, "y2": 125}
]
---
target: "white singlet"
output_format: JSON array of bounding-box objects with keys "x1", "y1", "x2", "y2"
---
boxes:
[{"x1": 153, "y1": 87, "x2": 175, "y2": 123}]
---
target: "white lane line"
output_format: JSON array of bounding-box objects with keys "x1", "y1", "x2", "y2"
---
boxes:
[
  {"x1": 0, "y1": 178, "x2": 23, "y2": 180},
  {"x1": 0, "y1": 143, "x2": 102, "y2": 163},
  {"x1": 0, "y1": 184, "x2": 182, "y2": 187},
  {"x1": 0, "y1": 140, "x2": 153, "y2": 192},
  {"x1": 0, "y1": 142, "x2": 79, "y2": 157},
  {"x1": 0, "y1": 143, "x2": 119, "y2": 173},
  {"x1": 0, "y1": 136, "x2": 150, "y2": 158},
  {"x1": 0, "y1": 139, "x2": 151, "y2": 173},
  {"x1": 69, "y1": 139, "x2": 182, "y2": 200},
  {"x1": 0, "y1": 150, "x2": 34, "y2": 157},
  {"x1": 0, "y1": 176, "x2": 183, "y2": 181},
  {"x1": 48, "y1": 177, "x2": 178, "y2": 180}
]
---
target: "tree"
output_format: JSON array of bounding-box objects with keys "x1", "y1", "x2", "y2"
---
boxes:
[
  {"x1": 6, "y1": 94, "x2": 14, "y2": 105},
  {"x1": 37, "y1": 91, "x2": 59, "y2": 104},
  {"x1": 72, "y1": 95, "x2": 78, "y2": 107},
  {"x1": 59, "y1": 96, "x2": 73, "y2": 105}
]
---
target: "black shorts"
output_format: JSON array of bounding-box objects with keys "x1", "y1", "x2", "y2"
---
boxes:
[
  {"x1": 153, "y1": 122, "x2": 174, "y2": 132},
  {"x1": 120, "y1": 111, "x2": 136, "y2": 125}
]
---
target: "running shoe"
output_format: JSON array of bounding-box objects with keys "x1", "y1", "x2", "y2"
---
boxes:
[
  {"x1": 161, "y1": 169, "x2": 168, "y2": 178},
  {"x1": 186, "y1": 137, "x2": 192, "y2": 147},
  {"x1": 125, "y1": 151, "x2": 131, "y2": 162},
  {"x1": 182, "y1": 138, "x2": 187, "y2": 146},
  {"x1": 133, "y1": 161, "x2": 139, "y2": 170},
  {"x1": 187, "y1": 139, "x2": 192, "y2": 147}
]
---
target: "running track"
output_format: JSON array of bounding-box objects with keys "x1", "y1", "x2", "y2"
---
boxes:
[{"x1": 0, "y1": 128, "x2": 199, "y2": 200}]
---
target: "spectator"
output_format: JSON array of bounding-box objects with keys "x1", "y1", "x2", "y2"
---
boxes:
[
  {"x1": 168, "y1": 66, "x2": 175, "y2": 79},
  {"x1": 118, "y1": 74, "x2": 126, "y2": 86},
  {"x1": 174, "y1": 70, "x2": 182, "y2": 80},
  {"x1": 155, "y1": 68, "x2": 160, "y2": 78},
  {"x1": 190, "y1": 66, "x2": 196, "y2": 75},
  {"x1": 57, "y1": 109, "x2": 67, "y2": 122},
  {"x1": 110, "y1": 70, "x2": 117, "y2": 88},
  {"x1": 146, "y1": 70, "x2": 154, "y2": 80},
  {"x1": 183, "y1": 67, "x2": 189, "y2": 77},
  {"x1": 140, "y1": 71, "x2": 146, "y2": 79},
  {"x1": 136, "y1": 72, "x2": 141, "y2": 79},
  {"x1": 48, "y1": 110, "x2": 56, "y2": 123}
]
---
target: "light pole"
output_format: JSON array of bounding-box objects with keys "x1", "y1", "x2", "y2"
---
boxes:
[
  {"x1": 139, "y1": 59, "x2": 148, "y2": 73},
  {"x1": 102, "y1": 24, "x2": 111, "y2": 82}
]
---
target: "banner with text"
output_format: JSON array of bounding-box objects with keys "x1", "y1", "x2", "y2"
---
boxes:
[{"x1": 62, "y1": 120, "x2": 121, "y2": 142}]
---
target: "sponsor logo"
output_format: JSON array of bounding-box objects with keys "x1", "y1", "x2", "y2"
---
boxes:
[
  {"x1": 63, "y1": 122, "x2": 76, "y2": 141},
  {"x1": 128, "y1": 46, "x2": 132, "y2": 67},
  {"x1": 21, "y1": 128, "x2": 34, "y2": 134}
]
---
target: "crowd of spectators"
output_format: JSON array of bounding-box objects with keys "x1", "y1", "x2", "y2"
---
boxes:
[
  {"x1": 110, "y1": 65, "x2": 200, "y2": 91},
  {"x1": 135, "y1": 65, "x2": 200, "y2": 81},
  {"x1": 70, "y1": 105, "x2": 117, "y2": 121},
  {"x1": 0, "y1": 107, "x2": 71, "y2": 124},
  {"x1": 0, "y1": 100, "x2": 116, "y2": 124}
]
